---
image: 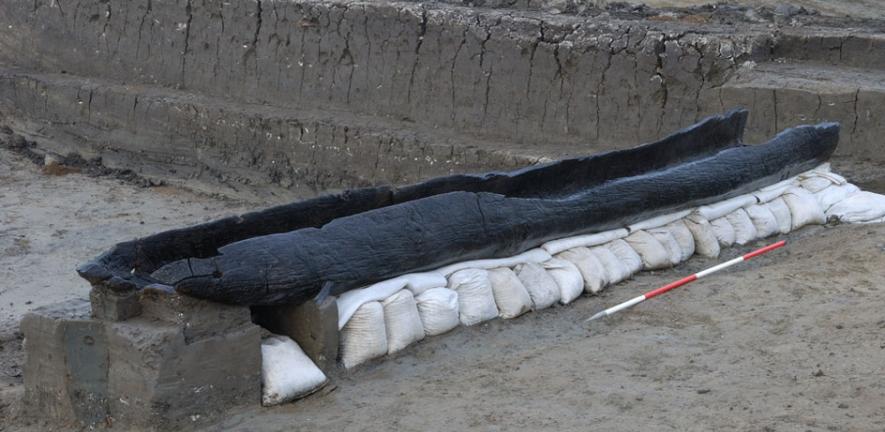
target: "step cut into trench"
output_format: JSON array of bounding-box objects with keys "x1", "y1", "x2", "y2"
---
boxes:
[{"x1": 77, "y1": 109, "x2": 840, "y2": 307}]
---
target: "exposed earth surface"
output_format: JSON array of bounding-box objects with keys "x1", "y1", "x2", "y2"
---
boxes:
[
  {"x1": 2, "y1": 0, "x2": 885, "y2": 430},
  {"x1": 2, "y1": 144, "x2": 884, "y2": 431}
]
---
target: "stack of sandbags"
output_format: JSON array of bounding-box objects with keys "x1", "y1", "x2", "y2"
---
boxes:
[{"x1": 335, "y1": 164, "x2": 885, "y2": 371}]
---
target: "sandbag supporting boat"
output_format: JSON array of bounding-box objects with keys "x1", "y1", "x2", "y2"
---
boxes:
[{"x1": 77, "y1": 109, "x2": 839, "y2": 306}]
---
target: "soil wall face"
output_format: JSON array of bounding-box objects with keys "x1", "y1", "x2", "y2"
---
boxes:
[
  {"x1": 1, "y1": 0, "x2": 769, "y2": 144},
  {"x1": 1, "y1": 1, "x2": 883, "y2": 199}
]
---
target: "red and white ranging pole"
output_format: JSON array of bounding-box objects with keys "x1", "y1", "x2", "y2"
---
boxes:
[{"x1": 586, "y1": 240, "x2": 787, "y2": 322}]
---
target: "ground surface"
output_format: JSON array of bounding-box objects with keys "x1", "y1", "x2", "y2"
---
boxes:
[
  {"x1": 211, "y1": 222, "x2": 885, "y2": 432},
  {"x1": 0, "y1": 147, "x2": 249, "y2": 414},
  {"x1": 1, "y1": 142, "x2": 884, "y2": 430}
]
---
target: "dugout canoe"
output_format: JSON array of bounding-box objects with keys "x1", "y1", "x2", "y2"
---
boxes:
[{"x1": 77, "y1": 109, "x2": 839, "y2": 305}]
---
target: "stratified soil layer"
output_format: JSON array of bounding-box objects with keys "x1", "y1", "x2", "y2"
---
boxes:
[{"x1": 2, "y1": 0, "x2": 885, "y2": 202}]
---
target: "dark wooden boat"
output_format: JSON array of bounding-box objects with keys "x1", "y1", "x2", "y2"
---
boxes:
[{"x1": 78, "y1": 109, "x2": 838, "y2": 306}]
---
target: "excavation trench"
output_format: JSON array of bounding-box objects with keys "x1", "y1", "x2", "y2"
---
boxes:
[{"x1": 3, "y1": 1, "x2": 885, "y2": 430}]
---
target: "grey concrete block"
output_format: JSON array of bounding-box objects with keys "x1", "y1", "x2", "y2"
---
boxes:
[
  {"x1": 105, "y1": 319, "x2": 261, "y2": 429},
  {"x1": 254, "y1": 295, "x2": 339, "y2": 371},
  {"x1": 90, "y1": 286, "x2": 142, "y2": 321},
  {"x1": 20, "y1": 299, "x2": 109, "y2": 428},
  {"x1": 139, "y1": 285, "x2": 254, "y2": 343},
  {"x1": 21, "y1": 293, "x2": 262, "y2": 430}
]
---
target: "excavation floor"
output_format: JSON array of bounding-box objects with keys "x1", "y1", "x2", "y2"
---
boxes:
[
  {"x1": 2, "y1": 145, "x2": 884, "y2": 430},
  {"x1": 207, "y1": 222, "x2": 885, "y2": 431}
]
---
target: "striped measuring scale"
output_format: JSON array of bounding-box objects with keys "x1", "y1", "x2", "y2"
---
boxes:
[{"x1": 586, "y1": 240, "x2": 787, "y2": 322}]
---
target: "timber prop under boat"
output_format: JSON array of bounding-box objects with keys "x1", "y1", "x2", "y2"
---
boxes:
[{"x1": 77, "y1": 109, "x2": 839, "y2": 306}]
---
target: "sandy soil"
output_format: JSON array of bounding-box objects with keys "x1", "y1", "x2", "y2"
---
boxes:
[
  {"x1": 1, "y1": 145, "x2": 884, "y2": 430},
  {"x1": 206, "y1": 222, "x2": 885, "y2": 432},
  {"x1": 0, "y1": 147, "x2": 251, "y2": 407}
]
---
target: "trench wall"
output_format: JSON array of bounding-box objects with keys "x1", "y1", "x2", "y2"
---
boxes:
[{"x1": 1, "y1": 0, "x2": 883, "y2": 200}]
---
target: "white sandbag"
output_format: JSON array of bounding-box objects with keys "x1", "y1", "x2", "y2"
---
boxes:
[
  {"x1": 745, "y1": 204, "x2": 779, "y2": 238},
  {"x1": 541, "y1": 258, "x2": 584, "y2": 305},
  {"x1": 795, "y1": 162, "x2": 831, "y2": 178},
  {"x1": 402, "y1": 273, "x2": 450, "y2": 296},
  {"x1": 815, "y1": 183, "x2": 860, "y2": 211},
  {"x1": 340, "y1": 301, "x2": 388, "y2": 369},
  {"x1": 783, "y1": 187, "x2": 826, "y2": 230},
  {"x1": 725, "y1": 208, "x2": 758, "y2": 245},
  {"x1": 337, "y1": 272, "x2": 447, "y2": 329},
  {"x1": 647, "y1": 228, "x2": 683, "y2": 266},
  {"x1": 415, "y1": 288, "x2": 460, "y2": 336},
  {"x1": 625, "y1": 230, "x2": 672, "y2": 270},
  {"x1": 796, "y1": 163, "x2": 835, "y2": 179},
  {"x1": 514, "y1": 262, "x2": 561, "y2": 308},
  {"x1": 710, "y1": 217, "x2": 736, "y2": 247},
  {"x1": 812, "y1": 162, "x2": 831, "y2": 173},
  {"x1": 765, "y1": 197, "x2": 793, "y2": 234},
  {"x1": 817, "y1": 171, "x2": 847, "y2": 185},
  {"x1": 605, "y1": 239, "x2": 643, "y2": 277},
  {"x1": 683, "y1": 214, "x2": 720, "y2": 258},
  {"x1": 541, "y1": 229, "x2": 628, "y2": 255},
  {"x1": 664, "y1": 220, "x2": 695, "y2": 262},
  {"x1": 626, "y1": 210, "x2": 692, "y2": 232},
  {"x1": 557, "y1": 247, "x2": 608, "y2": 294},
  {"x1": 261, "y1": 335, "x2": 329, "y2": 406},
  {"x1": 697, "y1": 194, "x2": 758, "y2": 221},
  {"x1": 800, "y1": 176, "x2": 835, "y2": 193},
  {"x1": 826, "y1": 191, "x2": 885, "y2": 223},
  {"x1": 753, "y1": 178, "x2": 796, "y2": 203},
  {"x1": 447, "y1": 269, "x2": 498, "y2": 326},
  {"x1": 436, "y1": 249, "x2": 552, "y2": 276},
  {"x1": 589, "y1": 246, "x2": 630, "y2": 285},
  {"x1": 487, "y1": 267, "x2": 533, "y2": 319},
  {"x1": 382, "y1": 290, "x2": 425, "y2": 354}
]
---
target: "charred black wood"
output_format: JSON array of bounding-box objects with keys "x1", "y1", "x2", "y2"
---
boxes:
[
  {"x1": 158, "y1": 117, "x2": 838, "y2": 306},
  {"x1": 78, "y1": 109, "x2": 750, "y2": 296}
]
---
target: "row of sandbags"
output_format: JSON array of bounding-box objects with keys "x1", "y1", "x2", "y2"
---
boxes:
[
  {"x1": 257, "y1": 165, "x2": 885, "y2": 405},
  {"x1": 337, "y1": 165, "x2": 885, "y2": 369},
  {"x1": 338, "y1": 261, "x2": 581, "y2": 369}
]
